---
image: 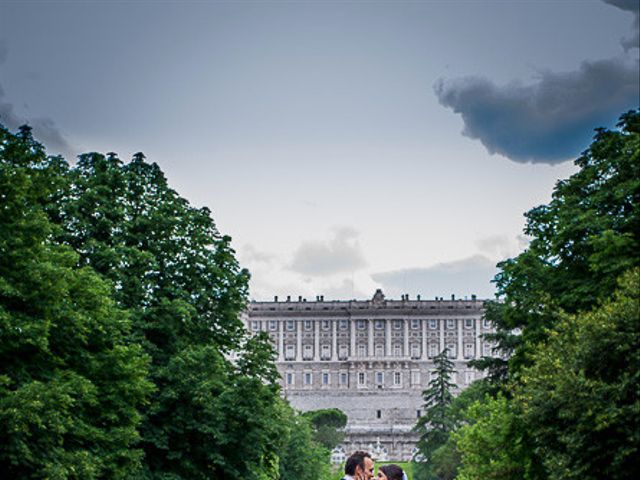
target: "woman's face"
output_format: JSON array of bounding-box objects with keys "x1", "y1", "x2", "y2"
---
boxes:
[{"x1": 377, "y1": 470, "x2": 388, "y2": 480}]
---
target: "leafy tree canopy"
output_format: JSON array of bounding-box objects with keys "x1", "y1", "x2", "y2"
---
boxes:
[
  {"x1": 414, "y1": 348, "x2": 456, "y2": 480},
  {"x1": 519, "y1": 269, "x2": 640, "y2": 480},
  {"x1": 302, "y1": 408, "x2": 348, "y2": 450},
  {"x1": 0, "y1": 125, "x2": 153, "y2": 479},
  {"x1": 482, "y1": 109, "x2": 640, "y2": 379},
  {"x1": 279, "y1": 404, "x2": 332, "y2": 480},
  {"x1": 0, "y1": 124, "x2": 312, "y2": 480}
]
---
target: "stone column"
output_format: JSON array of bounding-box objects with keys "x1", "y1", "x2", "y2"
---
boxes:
[
  {"x1": 278, "y1": 319, "x2": 285, "y2": 362},
  {"x1": 368, "y1": 319, "x2": 374, "y2": 358},
  {"x1": 403, "y1": 319, "x2": 410, "y2": 358},
  {"x1": 475, "y1": 317, "x2": 482, "y2": 359},
  {"x1": 350, "y1": 319, "x2": 356, "y2": 358},
  {"x1": 332, "y1": 319, "x2": 338, "y2": 361},
  {"x1": 385, "y1": 319, "x2": 391, "y2": 357},
  {"x1": 314, "y1": 319, "x2": 320, "y2": 361},
  {"x1": 421, "y1": 319, "x2": 428, "y2": 360},
  {"x1": 457, "y1": 318, "x2": 464, "y2": 360},
  {"x1": 296, "y1": 320, "x2": 302, "y2": 361},
  {"x1": 439, "y1": 319, "x2": 445, "y2": 354}
]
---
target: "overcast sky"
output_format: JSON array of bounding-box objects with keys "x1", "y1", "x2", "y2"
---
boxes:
[{"x1": 1, "y1": 0, "x2": 638, "y2": 300}]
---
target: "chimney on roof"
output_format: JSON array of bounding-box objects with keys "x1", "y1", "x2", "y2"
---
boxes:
[
  {"x1": 274, "y1": 295, "x2": 278, "y2": 302},
  {"x1": 451, "y1": 294, "x2": 455, "y2": 301}
]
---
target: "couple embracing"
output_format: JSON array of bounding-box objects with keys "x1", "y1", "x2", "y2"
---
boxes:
[{"x1": 341, "y1": 451, "x2": 407, "y2": 480}]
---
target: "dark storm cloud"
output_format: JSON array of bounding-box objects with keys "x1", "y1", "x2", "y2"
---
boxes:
[
  {"x1": 0, "y1": 41, "x2": 74, "y2": 159},
  {"x1": 435, "y1": 1, "x2": 640, "y2": 164},
  {"x1": 435, "y1": 58, "x2": 639, "y2": 164},
  {"x1": 603, "y1": 0, "x2": 640, "y2": 50},
  {"x1": 372, "y1": 255, "x2": 498, "y2": 300}
]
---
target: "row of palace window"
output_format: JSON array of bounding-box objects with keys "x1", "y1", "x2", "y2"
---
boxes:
[
  {"x1": 283, "y1": 342, "x2": 493, "y2": 360},
  {"x1": 284, "y1": 369, "x2": 477, "y2": 388},
  {"x1": 251, "y1": 318, "x2": 490, "y2": 332}
]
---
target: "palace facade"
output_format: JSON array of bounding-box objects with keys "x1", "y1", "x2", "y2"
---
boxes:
[{"x1": 245, "y1": 289, "x2": 493, "y2": 461}]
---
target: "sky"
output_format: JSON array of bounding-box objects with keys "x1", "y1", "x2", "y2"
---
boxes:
[{"x1": 1, "y1": 0, "x2": 638, "y2": 301}]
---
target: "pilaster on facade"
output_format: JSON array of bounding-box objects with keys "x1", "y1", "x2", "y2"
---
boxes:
[
  {"x1": 475, "y1": 317, "x2": 482, "y2": 359},
  {"x1": 314, "y1": 320, "x2": 320, "y2": 361},
  {"x1": 385, "y1": 320, "x2": 391, "y2": 357},
  {"x1": 457, "y1": 316, "x2": 464, "y2": 361},
  {"x1": 278, "y1": 319, "x2": 284, "y2": 362},
  {"x1": 296, "y1": 320, "x2": 302, "y2": 362},
  {"x1": 332, "y1": 320, "x2": 338, "y2": 361},
  {"x1": 350, "y1": 319, "x2": 356, "y2": 359},
  {"x1": 421, "y1": 319, "x2": 427, "y2": 360},
  {"x1": 403, "y1": 319, "x2": 409, "y2": 358}
]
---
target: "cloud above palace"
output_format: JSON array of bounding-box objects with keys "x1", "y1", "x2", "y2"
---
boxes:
[
  {"x1": 290, "y1": 227, "x2": 367, "y2": 276},
  {"x1": 435, "y1": 0, "x2": 639, "y2": 164},
  {"x1": 372, "y1": 255, "x2": 499, "y2": 300}
]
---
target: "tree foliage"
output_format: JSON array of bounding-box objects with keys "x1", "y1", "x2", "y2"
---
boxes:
[
  {"x1": 414, "y1": 349, "x2": 456, "y2": 480},
  {"x1": 0, "y1": 123, "x2": 333, "y2": 480},
  {"x1": 302, "y1": 408, "x2": 347, "y2": 450},
  {"x1": 519, "y1": 269, "x2": 640, "y2": 479},
  {"x1": 279, "y1": 405, "x2": 332, "y2": 480},
  {"x1": 454, "y1": 110, "x2": 640, "y2": 479},
  {"x1": 0, "y1": 126, "x2": 153, "y2": 478},
  {"x1": 454, "y1": 395, "x2": 539, "y2": 480},
  {"x1": 483, "y1": 110, "x2": 640, "y2": 379},
  {"x1": 47, "y1": 150, "x2": 288, "y2": 479}
]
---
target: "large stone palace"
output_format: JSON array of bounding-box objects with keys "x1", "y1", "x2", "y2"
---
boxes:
[{"x1": 244, "y1": 289, "x2": 493, "y2": 461}]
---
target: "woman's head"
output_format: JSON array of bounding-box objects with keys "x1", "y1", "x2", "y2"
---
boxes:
[{"x1": 377, "y1": 464, "x2": 404, "y2": 480}]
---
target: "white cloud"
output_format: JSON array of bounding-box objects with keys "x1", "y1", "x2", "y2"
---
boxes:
[
  {"x1": 289, "y1": 226, "x2": 367, "y2": 276},
  {"x1": 372, "y1": 255, "x2": 498, "y2": 300},
  {"x1": 475, "y1": 234, "x2": 530, "y2": 260}
]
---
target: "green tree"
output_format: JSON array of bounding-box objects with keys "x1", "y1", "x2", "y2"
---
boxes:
[
  {"x1": 279, "y1": 404, "x2": 332, "y2": 480},
  {"x1": 460, "y1": 110, "x2": 640, "y2": 479},
  {"x1": 519, "y1": 269, "x2": 640, "y2": 479},
  {"x1": 0, "y1": 125, "x2": 152, "y2": 478},
  {"x1": 414, "y1": 349, "x2": 455, "y2": 480},
  {"x1": 454, "y1": 395, "x2": 538, "y2": 480},
  {"x1": 51, "y1": 151, "x2": 288, "y2": 479},
  {"x1": 480, "y1": 110, "x2": 640, "y2": 381},
  {"x1": 422, "y1": 379, "x2": 493, "y2": 479},
  {"x1": 302, "y1": 408, "x2": 347, "y2": 450},
  {"x1": 429, "y1": 436, "x2": 460, "y2": 480}
]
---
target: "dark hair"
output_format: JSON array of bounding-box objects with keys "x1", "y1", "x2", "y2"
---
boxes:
[
  {"x1": 344, "y1": 451, "x2": 372, "y2": 475},
  {"x1": 379, "y1": 464, "x2": 404, "y2": 480}
]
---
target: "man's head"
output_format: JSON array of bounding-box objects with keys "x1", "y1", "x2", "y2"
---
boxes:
[{"x1": 344, "y1": 451, "x2": 374, "y2": 479}]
